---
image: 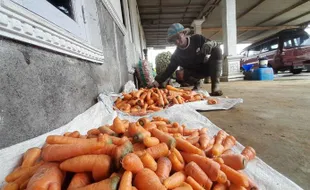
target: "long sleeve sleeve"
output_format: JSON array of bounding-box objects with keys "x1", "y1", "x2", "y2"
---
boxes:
[{"x1": 155, "y1": 57, "x2": 179, "y2": 84}]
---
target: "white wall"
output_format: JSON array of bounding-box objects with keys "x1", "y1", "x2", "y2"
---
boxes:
[{"x1": 107, "y1": 0, "x2": 123, "y2": 24}]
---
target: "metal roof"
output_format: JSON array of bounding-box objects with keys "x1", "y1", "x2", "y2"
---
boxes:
[{"x1": 137, "y1": 0, "x2": 310, "y2": 48}]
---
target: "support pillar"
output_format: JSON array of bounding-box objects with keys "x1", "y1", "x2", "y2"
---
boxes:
[
  {"x1": 221, "y1": 0, "x2": 243, "y2": 81},
  {"x1": 191, "y1": 17, "x2": 205, "y2": 35}
]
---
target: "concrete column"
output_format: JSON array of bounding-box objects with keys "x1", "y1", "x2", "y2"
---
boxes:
[
  {"x1": 191, "y1": 17, "x2": 205, "y2": 35},
  {"x1": 221, "y1": 0, "x2": 243, "y2": 81}
]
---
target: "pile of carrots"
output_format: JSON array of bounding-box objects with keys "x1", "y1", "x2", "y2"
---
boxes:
[
  {"x1": 3, "y1": 116, "x2": 257, "y2": 190},
  {"x1": 114, "y1": 85, "x2": 218, "y2": 115}
]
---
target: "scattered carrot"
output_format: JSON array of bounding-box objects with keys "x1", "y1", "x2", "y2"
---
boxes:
[
  {"x1": 241, "y1": 146, "x2": 256, "y2": 161},
  {"x1": 5, "y1": 161, "x2": 44, "y2": 182},
  {"x1": 68, "y1": 173, "x2": 92, "y2": 190},
  {"x1": 222, "y1": 149, "x2": 234, "y2": 155},
  {"x1": 220, "y1": 164, "x2": 249, "y2": 188},
  {"x1": 27, "y1": 162, "x2": 64, "y2": 190},
  {"x1": 139, "y1": 152, "x2": 157, "y2": 171},
  {"x1": 156, "y1": 157, "x2": 172, "y2": 182},
  {"x1": 121, "y1": 153, "x2": 144, "y2": 174},
  {"x1": 60, "y1": 154, "x2": 112, "y2": 181},
  {"x1": 172, "y1": 182, "x2": 193, "y2": 190},
  {"x1": 21, "y1": 147, "x2": 41, "y2": 168},
  {"x1": 68, "y1": 131, "x2": 81, "y2": 138},
  {"x1": 134, "y1": 168, "x2": 166, "y2": 190},
  {"x1": 229, "y1": 183, "x2": 247, "y2": 190},
  {"x1": 163, "y1": 171, "x2": 186, "y2": 189},
  {"x1": 199, "y1": 133, "x2": 210, "y2": 150},
  {"x1": 137, "y1": 117, "x2": 151, "y2": 127},
  {"x1": 146, "y1": 143, "x2": 169, "y2": 159},
  {"x1": 223, "y1": 136, "x2": 236, "y2": 151},
  {"x1": 216, "y1": 170, "x2": 228, "y2": 184},
  {"x1": 185, "y1": 161, "x2": 213, "y2": 190},
  {"x1": 221, "y1": 154, "x2": 248, "y2": 170},
  {"x1": 111, "y1": 116, "x2": 126, "y2": 134},
  {"x1": 46, "y1": 135, "x2": 98, "y2": 144},
  {"x1": 175, "y1": 137, "x2": 203, "y2": 155},
  {"x1": 87, "y1": 128, "x2": 101, "y2": 136},
  {"x1": 212, "y1": 144, "x2": 225, "y2": 157},
  {"x1": 212, "y1": 183, "x2": 227, "y2": 190},
  {"x1": 150, "y1": 128, "x2": 176, "y2": 149},
  {"x1": 169, "y1": 148, "x2": 185, "y2": 172},
  {"x1": 185, "y1": 176, "x2": 204, "y2": 190},
  {"x1": 75, "y1": 175, "x2": 120, "y2": 190},
  {"x1": 119, "y1": 171, "x2": 133, "y2": 190},
  {"x1": 143, "y1": 136, "x2": 160, "y2": 147}
]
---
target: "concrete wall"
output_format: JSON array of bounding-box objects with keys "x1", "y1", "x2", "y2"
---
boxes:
[{"x1": 0, "y1": 0, "x2": 146, "y2": 148}]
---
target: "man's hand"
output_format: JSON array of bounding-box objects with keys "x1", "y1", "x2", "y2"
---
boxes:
[
  {"x1": 150, "y1": 80, "x2": 160, "y2": 88},
  {"x1": 202, "y1": 40, "x2": 220, "y2": 55}
]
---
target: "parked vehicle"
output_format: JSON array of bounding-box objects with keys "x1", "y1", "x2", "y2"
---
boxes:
[{"x1": 240, "y1": 28, "x2": 310, "y2": 74}]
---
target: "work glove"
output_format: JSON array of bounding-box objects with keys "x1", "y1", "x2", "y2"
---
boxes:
[
  {"x1": 201, "y1": 40, "x2": 220, "y2": 55},
  {"x1": 149, "y1": 80, "x2": 159, "y2": 88}
]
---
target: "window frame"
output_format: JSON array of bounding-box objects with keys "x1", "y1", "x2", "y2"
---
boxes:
[{"x1": 0, "y1": 0, "x2": 104, "y2": 63}]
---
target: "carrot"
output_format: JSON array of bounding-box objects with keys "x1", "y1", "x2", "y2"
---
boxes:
[
  {"x1": 212, "y1": 144, "x2": 225, "y2": 157},
  {"x1": 220, "y1": 164, "x2": 249, "y2": 187},
  {"x1": 241, "y1": 146, "x2": 256, "y2": 161},
  {"x1": 121, "y1": 153, "x2": 144, "y2": 174},
  {"x1": 143, "y1": 136, "x2": 160, "y2": 147},
  {"x1": 175, "y1": 137, "x2": 203, "y2": 155},
  {"x1": 2, "y1": 182, "x2": 19, "y2": 190},
  {"x1": 181, "y1": 152, "x2": 220, "y2": 181},
  {"x1": 21, "y1": 147, "x2": 41, "y2": 168},
  {"x1": 120, "y1": 104, "x2": 131, "y2": 113},
  {"x1": 143, "y1": 122, "x2": 157, "y2": 131},
  {"x1": 60, "y1": 154, "x2": 111, "y2": 181},
  {"x1": 137, "y1": 117, "x2": 151, "y2": 127},
  {"x1": 27, "y1": 162, "x2": 64, "y2": 190},
  {"x1": 166, "y1": 85, "x2": 183, "y2": 92},
  {"x1": 156, "y1": 157, "x2": 172, "y2": 182},
  {"x1": 146, "y1": 143, "x2": 169, "y2": 159},
  {"x1": 172, "y1": 182, "x2": 193, "y2": 190},
  {"x1": 87, "y1": 128, "x2": 101, "y2": 136},
  {"x1": 212, "y1": 183, "x2": 227, "y2": 190},
  {"x1": 158, "y1": 125, "x2": 168, "y2": 132},
  {"x1": 169, "y1": 148, "x2": 185, "y2": 172},
  {"x1": 239, "y1": 171, "x2": 258, "y2": 190},
  {"x1": 132, "y1": 186, "x2": 138, "y2": 190},
  {"x1": 46, "y1": 135, "x2": 98, "y2": 144},
  {"x1": 68, "y1": 173, "x2": 92, "y2": 190},
  {"x1": 68, "y1": 131, "x2": 81, "y2": 138},
  {"x1": 146, "y1": 90, "x2": 152, "y2": 100},
  {"x1": 3, "y1": 167, "x2": 36, "y2": 190},
  {"x1": 111, "y1": 116, "x2": 126, "y2": 134},
  {"x1": 110, "y1": 135, "x2": 129, "y2": 145},
  {"x1": 185, "y1": 176, "x2": 204, "y2": 190},
  {"x1": 163, "y1": 171, "x2": 186, "y2": 189},
  {"x1": 184, "y1": 162, "x2": 212, "y2": 190},
  {"x1": 221, "y1": 154, "x2": 247, "y2": 170},
  {"x1": 229, "y1": 183, "x2": 247, "y2": 190},
  {"x1": 139, "y1": 152, "x2": 157, "y2": 171},
  {"x1": 222, "y1": 149, "x2": 234, "y2": 155},
  {"x1": 114, "y1": 141, "x2": 133, "y2": 169},
  {"x1": 75, "y1": 175, "x2": 120, "y2": 190},
  {"x1": 134, "y1": 168, "x2": 166, "y2": 190},
  {"x1": 187, "y1": 136, "x2": 200, "y2": 145},
  {"x1": 172, "y1": 97, "x2": 179, "y2": 104},
  {"x1": 183, "y1": 128, "x2": 197, "y2": 136},
  {"x1": 5, "y1": 161, "x2": 43, "y2": 182},
  {"x1": 216, "y1": 170, "x2": 228, "y2": 184},
  {"x1": 215, "y1": 130, "x2": 228, "y2": 144},
  {"x1": 150, "y1": 128, "x2": 176, "y2": 149},
  {"x1": 148, "y1": 104, "x2": 163, "y2": 111},
  {"x1": 133, "y1": 142, "x2": 146, "y2": 152},
  {"x1": 128, "y1": 122, "x2": 151, "y2": 142},
  {"x1": 147, "y1": 99, "x2": 155, "y2": 106},
  {"x1": 119, "y1": 171, "x2": 133, "y2": 190},
  {"x1": 199, "y1": 134, "x2": 210, "y2": 150},
  {"x1": 133, "y1": 89, "x2": 144, "y2": 98},
  {"x1": 42, "y1": 143, "x2": 104, "y2": 161},
  {"x1": 123, "y1": 93, "x2": 132, "y2": 100},
  {"x1": 93, "y1": 143, "x2": 118, "y2": 156},
  {"x1": 213, "y1": 157, "x2": 225, "y2": 165},
  {"x1": 223, "y1": 136, "x2": 236, "y2": 151},
  {"x1": 98, "y1": 125, "x2": 117, "y2": 136}
]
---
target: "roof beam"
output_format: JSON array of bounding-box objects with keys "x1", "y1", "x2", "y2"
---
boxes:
[
  {"x1": 237, "y1": 0, "x2": 266, "y2": 20},
  {"x1": 139, "y1": 4, "x2": 204, "y2": 9},
  {"x1": 202, "y1": 25, "x2": 299, "y2": 32},
  {"x1": 197, "y1": 0, "x2": 217, "y2": 19},
  {"x1": 198, "y1": 0, "x2": 221, "y2": 19},
  {"x1": 140, "y1": 11, "x2": 198, "y2": 16}
]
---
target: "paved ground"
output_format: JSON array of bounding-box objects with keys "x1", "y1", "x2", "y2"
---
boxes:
[{"x1": 201, "y1": 72, "x2": 310, "y2": 189}]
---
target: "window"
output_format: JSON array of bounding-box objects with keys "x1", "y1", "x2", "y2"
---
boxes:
[
  {"x1": 270, "y1": 39, "x2": 279, "y2": 50},
  {"x1": 47, "y1": 0, "x2": 74, "y2": 19},
  {"x1": 283, "y1": 39, "x2": 293, "y2": 48},
  {"x1": 293, "y1": 34, "x2": 310, "y2": 46},
  {"x1": 248, "y1": 46, "x2": 261, "y2": 56},
  {"x1": 261, "y1": 43, "x2": 269, "y2": 53}
]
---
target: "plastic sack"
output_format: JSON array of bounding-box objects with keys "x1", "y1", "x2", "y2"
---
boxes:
[{"x1": 135, "y1": 59, "x2": 155, "y2": 87}]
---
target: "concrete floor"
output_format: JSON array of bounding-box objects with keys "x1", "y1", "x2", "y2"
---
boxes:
[{"x1": 201, "y1": 72, "x2": 310, "y2": 189}]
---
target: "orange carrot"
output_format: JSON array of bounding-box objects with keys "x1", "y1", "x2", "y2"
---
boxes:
[
  {"x1": 121, "y1": 153, "x2": 144, "y2": 174},
  {"x1": 229, "y1": 183, "x2": 247, "y2": 190},
  {"x1": 199, "y1": 134, "x2": 210, "y2": 150},
  {"x1": 175, "y1": 137, "x2": 203, "y2": 155},
  {"x1": 187, "y1": 136, "x2": 200, "y2": 145},
  {"x1": 128, "y1": 122, "x2": 151, "y2": 142},
  {"x1": 68, "y1": 173, "x2": 92, "y2": 190},
  {"x1": 137, "y1": 117, "x2": 151, "y2": 127},
  {"x1": 60, "y1": 154, "x2": 112, "y2": 181},
  {"x1": 172, "y1": 97, "x2": 179, "y2": 104},
  {"x1": 143, "y1": 136, "x2": 160, "y2": 147},
  {"x1": 156, "y1": 157, "x2": 172, "y2": 182},
  {"x1": 166, "y1": 85, "x2": 183, "y2": 92},
  {"x1": 68, "y1": 131, "x2": 81, "y2": 138},
  {"x1": 222, "y1": 149, "x2": 234, "y2": 155},
  {"x1": 239, "y1": 171, "x2": 258, "y2": 190},
  {"x1": 42, "y1": 143, "x2": 104, "y2": 161},
  {"x1": 148, "y1": 104, "x2": 163, "y2": 111},
  {"x1": 221, "y1": 154, "x2": 247, "y2": 170},
  {"x1": 87, "y1": 128, "x2": 101, "y2": 136},
  {"x1": 151, "y1": 120, "x2": 168, "y2": 126},
  {"x1": 134, "y1": 168, "x2": 166, "y2": 190},
  {"x1": 212, "y1": 143, "x2": 225, "y2": 157},
  {"x1": 241, "y1": 146, "x2": 256, "y2": 161},
  {"x1": 212, "y1": 183, "x2": 227, "y2": 190},
  {"x1": 2, "y1": 182, "x2": 19, "y2": 190},
  {"x1": 185, "y1": 162, "x2": 212, "y2": 190},
  {"x1": 143, "y1": 122, "x2": 157, "y2": 131},
  {"x1": 132, "y1": 187, "x2": 138, "y2": 190},
  {"x1": 110, "y1": 135, "x2": 129, "y2": 145},
  {"x1": 220, "y1": 164, "x2": 249, "y2": 187},
  {"x1": 123, "y1": 93, "x2": 132, "y2": 100},
  {"x1": 114, "y1": 141, "x2": 133, "y2": 169},
  {"x1": 163, "y1": 171, "x2": 186, "y2": 189},
  {"x1": 111, "y1": 117, "x2": 126, "y2": 134},
  {"x1": 133, "y1": 143, "x2": 146, "y2": 152},
  {"x1": 172, "y1": 182, "x2": 193, "y2": 190},
  {"x1": 150, "y1": 128, "x2": 176, "y2": 149},
  {"x1": 120, "y1": 104, "x2": 131, "y2": 113},
  {"x1": 21, "y1": 147, "x2": 41, "y2": 168},
  {"x1": 185, "y1": 176, "x2": 204, "y2": 190},
  {"x1": 217, "y1": 170, "x2": 228, "y2": 184},
  {"x1": 75, "y1": 175, "x2": 120, "y2": 190},
  {"x1": 5, "y1": 162, "x2": 43, "y2": 182},
  {"x1": 46, "y1": 135, "x2": 98, "y2": 144},
  {"x1": 133, "y1": 89, "x2": 144, "y2": 98},
  {"x1": 139, "y1": 152, "x2": 157, "y2": 171},
  {"x1": 146, "y1": 143, "x2": 169, "y2": 159},
  {"x1": 98, "y1": 125, "x2": 117, "y2": 136},
  {"x1": 93, "y1": 143, "x2": 117, "y2": 156},
  {"x1": 215, "y1": 130, "x2": 228, "y2": 144},
  {"x1": 213, "y1": 157, "x2": 225, "y2": 165},
  {"x1": 169, "y1": 148, "x2": 185, "y2": 172},
  {"x1": 183, "y1": 128, "x2": 197, "y2": 136},
  {"x1": 181, "y1": 152, "x2": 220, "y2": 181},
  {"x1": 222, "y1": 136, "x2": 236, "y2": 150},
  {"x1": 119, "y1": 171, "x2": 133, "y2": 190},
  {"x1": 27, "y1": 162, "x2": 64, "y2": 190}
]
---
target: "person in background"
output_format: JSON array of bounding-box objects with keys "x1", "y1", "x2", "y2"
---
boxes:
[{"x1": 152, "y1": 23, "x2": 223, "y2": 96}]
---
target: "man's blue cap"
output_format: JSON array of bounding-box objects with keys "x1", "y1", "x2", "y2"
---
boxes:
[{"x1": 167, "y1": 23, "x2": 190, "y2": 41}]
